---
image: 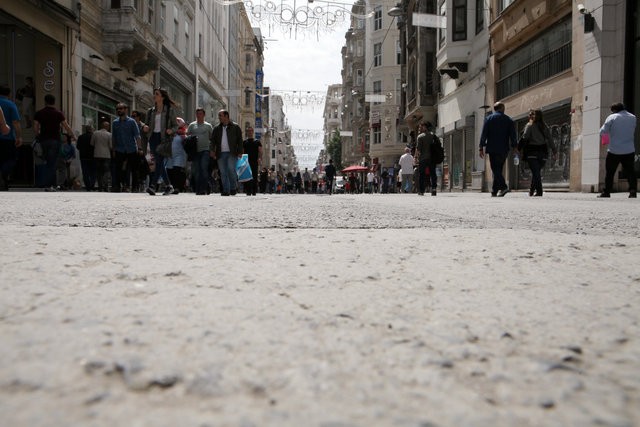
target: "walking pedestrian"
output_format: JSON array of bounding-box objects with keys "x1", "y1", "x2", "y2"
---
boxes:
[
  {"x1": 598, "y1": 102, "x2": 637, "y2": 198},
  {"x1": 166, "y1": 117, "x2": 187, "y2": 194},
  {"x1": 210, "y1": 110, "x2": 243, "y2": 196},
  {"x1": 131, "y1": 110, "x2": 150, "y2": 192},
  {"x1": 311, "y1": 168, "x2": 319, "y2": 193},
  {"x1": 187, "y1": 107, "x2": 213, "y2": 195},
  {"x1": 479, "y1": 102, "x2": 518, "y2": 197},
  {"x1": 76, "y1": 125, "x2": 95, "y2": 191},
  {"x1": 325, "y1": 159, "x2": 336, "y2": 194},
  {"x1": 111, "y1": 103, "x2": 141, "y2": 193},
  {"x1": 33, "y1": 94, "x2": 76, "y2": 190},
  {"x1": 91, "y1": 121, "x2": 112, "y2": 191},
  {"x1": 0, "y1": 85, "x2": 23, "y2": 191},
  {"x1": 243, "y1": 127, "x2": 262, "y2": 196},
  {"x1": 303, "y1": 168, "x2": 311, "y2": 193},
  {"x1": 415, "y1": 122, "x2": 439, "y2": 196},
  {"x1": 518, "y1": 109, "x2": 556, "y2": 197},
  {"x1": 146, "y1": 88, "x2": 178, "y2": 195},
  {"x1": 398, "y1": 147, "x2": 414, "y2": 193}
]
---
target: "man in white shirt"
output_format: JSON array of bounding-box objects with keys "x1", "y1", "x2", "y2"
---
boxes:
[
  {"x1": 599, "y1": 102, "x2": 637, "y2": 198},
  {"x1": 398, "y1": 147, "x2": 415, "y2": 193}
]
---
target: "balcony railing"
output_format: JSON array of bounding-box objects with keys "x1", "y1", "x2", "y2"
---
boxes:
[{"x1": 496, "y1": 42, "x2": 571, "y2": 99}]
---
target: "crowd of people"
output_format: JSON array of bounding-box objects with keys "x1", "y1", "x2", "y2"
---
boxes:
[{"x1": 0, "y1": 85, "x2": 636, "y2": 198}]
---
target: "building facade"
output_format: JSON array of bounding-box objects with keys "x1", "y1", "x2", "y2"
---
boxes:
[
  {"x1": 436, "y1": 0, "x2": 489, "y2": 191},
  {"x1": 366, "y1": 0, "x2": 403, "y2": 176}
]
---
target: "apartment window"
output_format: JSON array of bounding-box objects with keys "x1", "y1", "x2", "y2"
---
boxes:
[
  {"x1": 245, "y1": 89, "x2": 251, "y2": 107},
  {"x1": 373, "y1": 80, "x2": 382, "y2": 105},
  {"x1": 185, "y1": 20, "x2": 190, "y2": 58},
  {"x1": 374, "y1": 43, "x2": 382, "y2": 67},
  {"x1": 498, "y1": 0, "x2": 515, "y2": 13},
  {"x1": 357, "y1": 40, "x2": 363, "y2": 57},
  {"x1": 245, "y1": 53, "x2": 253, "y2": 73},
  {"x1": 357, "y1": 18, "x2": 365, "y2": 30},
  {"x1": 396, "y1": 40, "x2": 401, "y2": 65},
  {"x1": 374, "y1": 6, "x2": 382, "y2": 30},
  {"x1": 475, "y1": 0, "x2": 484, "y2": 34},
  {"x1": 148, "y1": 0, "x2": 154, "y2": 25},
  {"x1": 438, "y1": 1, "x2": 446, "y2": 48},
  {"x1": 497, "y1": 17, "x2": 572, "y2": 98},
  {"x1": 133, "y1": 0, "x2": 139, "y2": 11},
  {"x1": 174, "y1": 14, "x2": 179, "y2": 47},
  {"x1": 373, "y1": 127, "x2": 381, "y2": 144},
  {"x1": 200, "y1": 0, "x2": 204, "y2": 10},
  {"x1": 356, "y1": 69, "x2": 363, "y2": 86},
  {"x1": 453, "y1": 0, "x2": 467, "y2": 41},
  {"x1": 198, "y1": 33, "x2": 203, "y2": 58},
  {"x1": 111, "y1": 0, "x2": 121, "y2": 8},
  {"x1": 161, "y1": 4, "x2": 166, "y2": 32}
]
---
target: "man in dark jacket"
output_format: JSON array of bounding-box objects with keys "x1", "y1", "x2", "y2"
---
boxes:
[
  {"x1": 479, "y1": 102, "x2": 518, "y2": 197},
  {"x1": 210, "y1": 110, "x2": 243, "y2": 196},
  {"x1": 243, "y1": 127, "x2": 262, "y2": 196},
  {"x1": 324, "y1": 159, "x2": 336, "y2": 194}
]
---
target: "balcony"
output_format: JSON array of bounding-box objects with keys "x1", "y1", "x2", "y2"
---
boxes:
[
  {"x1": 102, "y1": 5, "x2": 161, "y2": 76},
  {"x1": 496, "y1": 42, "x2": 571, "y2": 99}
]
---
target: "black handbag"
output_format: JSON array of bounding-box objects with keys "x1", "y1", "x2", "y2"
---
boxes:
[
  {"x1": 155, "y1": 108, "x2": 173, "y2": 158},
  {"x1": 183, "y1": 135, "x2": 198, "y2": 160}
]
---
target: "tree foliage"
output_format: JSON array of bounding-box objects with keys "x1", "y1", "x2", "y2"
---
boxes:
[{"x1": 326, "y1": 130, "x2": 343, "y2": 170}]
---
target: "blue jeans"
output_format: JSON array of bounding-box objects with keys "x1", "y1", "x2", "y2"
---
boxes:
[
  {"x1": 192, "y1": 150, "x2": 210, "y2": 194},
  {"x1": 40, "y1": 139, "x2": 61, "y2": 188},
  {"x1": 488, "y1": 152, "x2": 507, "y2": 194},
  {"x1": 217, "y1": 152, "x2": 238, "y2": 194},
  {"x1": 149, "y1": 132, "x2": 170, "y2": 187}
]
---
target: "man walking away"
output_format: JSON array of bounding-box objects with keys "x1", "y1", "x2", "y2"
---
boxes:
[
  {"x1": 77, "y1": 125, "x2": 95, "y2": 191},
  {"x1": 479, "y1": 102, "x2": 518, "y2": 197},
  {"x1": 243, "y1": 127, "x2": 262, "y2": 196},
  {"x1": 415, "y1": 121, "x2": 437, "y2": 196},
  {"x1": 324, "y1": 159, "x2": 336, "y2": 194},
  {"x1": 0, "y1": 85, "x2": 23, "y2": 191},
  {"x1": 398, "y1": 147, "x2": 414, "y2": 193},
  {"x1": 91, "y1": 121, "x2": 112, "y2": 192},
  {"x1": 34, "y1": 94, "x2": 76, "y2": 190},
  {"x1": 598, "y1": 102, "x2": 637, "y2": 198}
]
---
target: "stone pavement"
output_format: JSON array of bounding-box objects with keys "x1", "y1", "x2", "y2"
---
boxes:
[{"x1": 0, "y1": 191, "x2": 638, "y2": 427}]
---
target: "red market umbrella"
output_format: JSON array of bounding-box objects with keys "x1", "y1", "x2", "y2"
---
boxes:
[{"x1": 341, "y1": 165, "x2": 369, "y2": 173}]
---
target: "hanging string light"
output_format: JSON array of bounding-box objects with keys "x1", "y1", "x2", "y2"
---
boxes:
[{"x1": 230, "y1": 0, "x2": 374, "y2": 39}]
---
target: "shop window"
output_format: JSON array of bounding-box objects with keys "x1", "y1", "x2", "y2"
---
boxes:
[{"x1": 111, "y1": 0, "x2": 121, "y2": 9}]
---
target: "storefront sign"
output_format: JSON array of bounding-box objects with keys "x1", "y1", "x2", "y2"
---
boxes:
[{"x1": 43, "y1": 60, "x2": 55, "y2": 92}]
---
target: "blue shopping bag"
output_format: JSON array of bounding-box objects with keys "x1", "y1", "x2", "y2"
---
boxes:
[{"x1": 236, "y1": 154, "x2": 253, "y2": 182}]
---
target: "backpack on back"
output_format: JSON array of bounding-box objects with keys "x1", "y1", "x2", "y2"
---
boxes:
[{"x1": 430, "y1": 134, "x2": 444, "y2": 164}]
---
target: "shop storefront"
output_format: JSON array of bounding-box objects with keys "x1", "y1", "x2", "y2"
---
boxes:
[
  {"x1": 0, "y1": 9, "x2": 67, "y2": 186},
  {"x1": 515, "y1": 103, "x2": 572, "y2": 190}
]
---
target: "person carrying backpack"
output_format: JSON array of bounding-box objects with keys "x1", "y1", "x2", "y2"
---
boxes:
[{"x1": 415, "y1": 121, "x2": 440, "y2": 196}]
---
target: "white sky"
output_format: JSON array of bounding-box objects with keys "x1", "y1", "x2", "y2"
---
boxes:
[{"x1": 251, "y1": 4, "x2": 355, "y2": 168}]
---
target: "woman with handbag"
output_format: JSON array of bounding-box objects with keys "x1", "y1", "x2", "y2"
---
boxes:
[
  {"x1": 518, "y1": 109, "x2": 557, "y2": 197},
  {"x1": 146, "y1": 88, "x2": 177, "y2": 196}
]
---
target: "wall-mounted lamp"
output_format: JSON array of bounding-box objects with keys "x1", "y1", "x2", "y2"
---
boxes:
[
  {"x1": 577, "y1": 4, "x2": 595, "y2": 33},
  {"x1": 387, "y1": 4, "x2": 403, "y2": 17},
  {"x1": 89, "y1": 54, "x2": 104, "y2": 61}
]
